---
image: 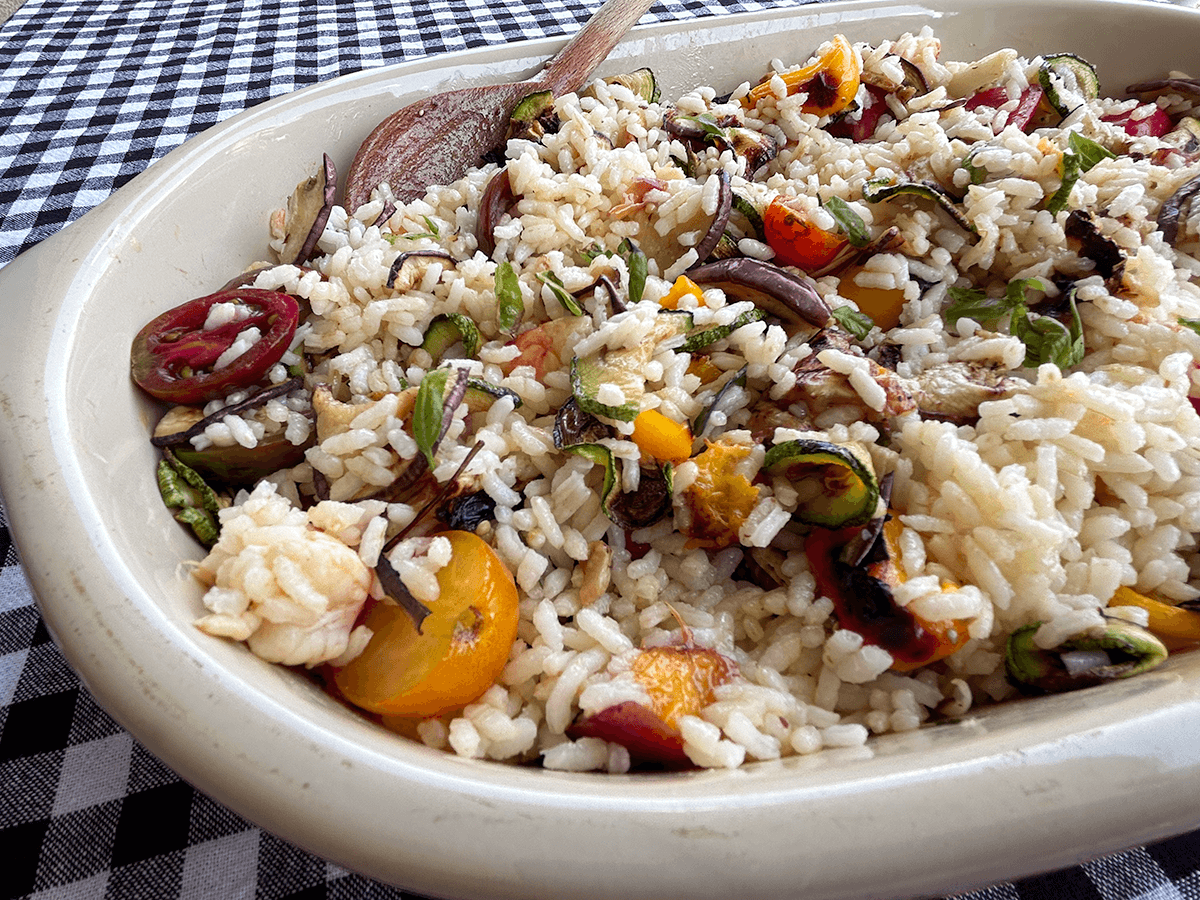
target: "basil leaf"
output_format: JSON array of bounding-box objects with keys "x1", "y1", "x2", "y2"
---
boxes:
[
  {"x1": 1009, "y1": 283, "x2": 1083, "y2": 369},
  {"x1": 679, "y1": 112, "x2": 728, "y2": 141},
  {"x1": 961, "y1": 150, "x2": 986, "y2": 186},
  {"x1": 413, "y1": 368, "x2": 450, "y2": 468},
  {"x1": 1045, "y1": 151, "x2": 1082, "y2": 215},
  {"x1": 823, "y1": 196, "x2": 870, "y2": 248},
  {"x1": 832, "y1": 305, "x2": 875, "y2": 339},
  {"x1": 495, "y1": 260, "x2": 524, "y2": 332},
  {"x1": 619, "y1": 238, "x2": 648, "y2": 304},
  {"x1": 1179, "y1": 316, "x2": 1200, "y2": 336},
  {"x1": 537, "y1": 271, "x2": 585, "y2": 316},
  {"x1": 1067, "y1": 132, "x2": 1116, "y2": 172},
  {"x1": 942, "y1": 286, "x2": 1007, "y2": 325}
]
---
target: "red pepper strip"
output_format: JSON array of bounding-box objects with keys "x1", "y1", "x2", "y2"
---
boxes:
[
  {"x1": 131, "y1": 287, "x2": 300, "y2": 404},
  {"x1": 804, "y1": 521, "x2": 948, "y2": 669},
  {"x1": 827, "y1": 85, "x2": 889, "y2": 142},
  {"x1": 1102, "y1": 105, "x2": 1174, "y2": 138},
  {"x1": 1007, "y1": 86, "x2": 1046, "y2": 133},
  {"x1": 964, "y1": 86, "x2": 1010, "y2": 111}
]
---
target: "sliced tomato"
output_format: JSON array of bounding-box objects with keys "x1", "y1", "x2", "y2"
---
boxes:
[
  {"x1": 131, "y1": 287, "x2": 300, "y2": 404},
  {"x1": 763, "y1": 195, "x2": 847, "y2": 271}
]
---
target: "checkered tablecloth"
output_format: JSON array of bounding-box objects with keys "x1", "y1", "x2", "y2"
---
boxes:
[{"x1": 3, "y1": 0, "x2": 1200, "y2": 898}]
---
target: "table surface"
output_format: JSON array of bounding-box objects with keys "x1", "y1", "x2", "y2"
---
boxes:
[{"x1": 4, "y1": 0, "x2": 1200, "y2": 898}]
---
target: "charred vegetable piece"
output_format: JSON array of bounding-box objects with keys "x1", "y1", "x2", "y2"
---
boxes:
[
  {"x1": 678, "y1": 308, "x2": 767, "y2": 353},
  {"x1": 1005, "y1": 618, "x2": 1168, "y2": 694},
  {"x1": 476, "y1": 167, "x2": 520, "y2": 258},
  {"x1": 463, "y1": 378, "x2": 522, "y2": 415},
  {"x1": 582, "y1": 67, "x2": 660, "y2": 103},
  {"x1": 330, "y1": 530, "x2": 520, "y2": 718},
  {"x1": 864, "y1": 178, "x2": 976, "y2": 236},
  {"x1": 421, "y1": 313, "x2": 483, "y2": 363},
  {"x1": 1157, "y1": 175, "x2": 1200, "y2": 246},
  {"x1": 280, "y1": 153, "x2": 337, "y2": 265},
  {"x1": 553, "y1": 397, "x2": 616, "y2": 448},
  {"x1": 1037, "y1": 53, "x2": 1100, "y2": 117},
  {"x1": 762, "y1": 437, "x2": 879, "y2": 528},
  {"x1": 691, "y1": 365, "x2": 747, "y2": 442},
  {"x1": 744, "y1": 34, "x2": 861, "y2": 118},
  {"x1": 680, "y1": 439, "x2": 759, "y2": 549},
  {"x1": 157, "y1": 450, "x2": 223, "y2": 548},
  {"x1": 437, "y1": 490, "x2": 498, "y2": 532},
  {"x1": 607, "y1": 462, "x2": 674, "y2": 530},
  {"x1": 154, "y1": 405, "x2": 312, "y2": 485},
  {"x1": 805, "y1": 515, "x2": 969, "y2": 670},
  {"x1": 131, "y1": 288, "x2": 301, "y2": 404},
  {"x1": 386, "y1": 249, "x2": 459, "y2": 291},
  {"x1": 507, "y1": 89, "x2": 557, "y2": 142},
  {"x1": 1110, "y1": 586, "x2": 1200, "y2": 651},
  {"x1": 687, "y1": 258, "x2": 832, "y2": 329},
  {"x1": 570, "y1": 312, "x2": 691, "y2": 421}
]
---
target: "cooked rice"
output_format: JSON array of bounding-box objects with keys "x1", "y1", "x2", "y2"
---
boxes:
[{"x1": 175, "y1": 28, "x2": 1200, "y2": 770}]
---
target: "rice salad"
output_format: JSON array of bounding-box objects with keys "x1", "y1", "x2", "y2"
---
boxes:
[{"x1": 133, "y1": 28, "x2": 1200, "y2": 772}]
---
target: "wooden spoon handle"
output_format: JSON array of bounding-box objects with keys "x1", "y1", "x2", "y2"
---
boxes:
[{"x1": 534, "y1": 0, "x2": 659, "y2": 95}]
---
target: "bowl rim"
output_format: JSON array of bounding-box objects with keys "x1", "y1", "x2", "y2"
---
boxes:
[{"x1": 4, "y1": 0, "x2": 1200, "y2": 897}]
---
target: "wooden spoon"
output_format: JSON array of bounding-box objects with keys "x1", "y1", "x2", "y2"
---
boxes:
[{"x1": 343, "y1": 0, "x2": 658, "y2": 211}]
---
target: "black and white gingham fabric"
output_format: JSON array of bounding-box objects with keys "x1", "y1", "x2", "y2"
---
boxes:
[{"x1": 3, "y1": 0, "x2": 1200, "y2": 897}]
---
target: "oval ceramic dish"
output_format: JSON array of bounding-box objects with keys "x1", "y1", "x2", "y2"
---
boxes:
[{"x1": 3, "y1": 1, "x2": 1200, "y2": 897}]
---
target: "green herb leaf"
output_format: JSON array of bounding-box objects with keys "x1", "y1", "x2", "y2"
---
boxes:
[
  {"x1": 413, "y1": 368, "x2": 450, "y2": 468},
  {"x1": 1007, "y1": 281, "x2": 1083, "y2": 369},
  {"x1": 823, "y1": 196, "x2": 870, "y2": 248},
  {"x1": 494, "y1": 261, "x2": 524, "y2": 332},
  {"x1": 537, "y1": 271, "x2": 585, "y2": 316},
  {"x1": 619, "y1": 239, "x2": 648, "y2": 304},
  {"x1": 832, "y1": 305, "x2": 875, "y2": 339},
  {"x1": 942, "y1": 286, "x2": 1007, "y2": 325},
  {"x1": 679, "y1": 112, "x2": 729, "y2": 141},
  {"x1": 1067, "y1": 132, "x2": 1116, "y2": 172},
  {"x1": 961, "y1": 150, "x2": 986, "y2": 186},
  {"x1": 1179, "y1": 316, "x2": 1200, "y2": 336},
  {"x1": 1045, "y1": 152, "x2": 1082, "y2": 215}
]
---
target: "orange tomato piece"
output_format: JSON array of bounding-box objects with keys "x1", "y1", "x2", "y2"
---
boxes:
[
  {"x1": 686, "y1": 355, "x2": 724, "y2": 386},
  {"x1": 763, "y1": 196, "x2": 847, "y2": 271},
  {"x1": 632, "y1": 409, "x2": 693, "y2": 465},
  {"x1": 330, "y1": 530, "x2": 520, "y2": 718},
  {"x1": 744, "y1": 34, "x2": 861, "y2": 117},
  {"x1": 659, "y1": 274, "x2": 706, "y2": 310},
  {"x1": 682, "y1": 440, "x2": 760, "y2": 549},
  {"x1": 632, "y1": 644, "x2": 738, "y2": 728},
  {"x1": 838, "y1": 271, "x2": 906, "y2": 331},
  {"x1": 878, "y1": 515, "x2": 971, "y2": 671},
  {"x1": 1111, "y1": 586, "x2": 1200, "y2": 651}
]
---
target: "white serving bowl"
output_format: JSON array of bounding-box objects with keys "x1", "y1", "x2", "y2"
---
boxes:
[{"x1": 4, "y1": 1, "x2": 1200, "y2": 897}]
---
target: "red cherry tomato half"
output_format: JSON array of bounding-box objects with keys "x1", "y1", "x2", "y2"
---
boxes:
[{"x1": 130, "y1": 288, "x2": 300, "y2": 404}]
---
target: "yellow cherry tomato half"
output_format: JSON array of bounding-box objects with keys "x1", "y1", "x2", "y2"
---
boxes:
[
  {"x1": 763, "y1": 196, "x2": 848, "y2": 272},
  {"x1": 331, "y1": 530, "x2": 520, "y2": 718}
]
